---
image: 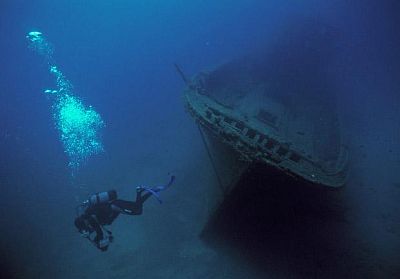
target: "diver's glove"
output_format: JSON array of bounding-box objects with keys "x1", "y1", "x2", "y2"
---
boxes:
[
  {"x1": 80, "y1": 230, "x2": 90, "y2": 238},
  {"x1": 98, "y1": 238, "x2": 110, "y2": 252}
]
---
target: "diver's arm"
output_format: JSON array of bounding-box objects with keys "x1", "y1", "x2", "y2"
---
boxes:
[{"x1": 85, "y1": 215, "x2": 103, "y2": 242}]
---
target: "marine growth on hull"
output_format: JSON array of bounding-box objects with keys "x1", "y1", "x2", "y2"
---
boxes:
[{"x1": 182, "y1": 23, "x2": 349, "y2": 188}]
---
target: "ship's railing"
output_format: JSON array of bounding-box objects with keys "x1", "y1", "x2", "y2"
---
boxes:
[{"x1": 185, "y1": 87, "x2": 349, "y2": 187}]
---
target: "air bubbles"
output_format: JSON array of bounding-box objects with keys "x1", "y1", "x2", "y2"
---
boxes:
[{"x1": 27, "y1": 30, "x2": 105, "y2": 173}]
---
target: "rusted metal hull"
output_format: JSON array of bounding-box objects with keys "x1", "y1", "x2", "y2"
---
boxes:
[{"x1": 184, "y1": 82, "x2": 348, "y2": 188}]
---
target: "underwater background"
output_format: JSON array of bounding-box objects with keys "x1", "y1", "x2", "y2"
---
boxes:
[{"x1": 0, "y1": 0, "x2": 399, "y2": 278}]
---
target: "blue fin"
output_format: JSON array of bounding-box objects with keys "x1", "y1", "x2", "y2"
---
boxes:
[{"x1": 142, "y1": 175, "x2": 175, "y2": 204}]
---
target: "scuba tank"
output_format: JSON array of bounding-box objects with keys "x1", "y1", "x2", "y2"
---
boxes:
[
  {"x1": 76, "y1": 190, "x2": 117, "y2": 217},
  {"x1": 87, "y1": 190, "x2": 117, "y2": 206}
]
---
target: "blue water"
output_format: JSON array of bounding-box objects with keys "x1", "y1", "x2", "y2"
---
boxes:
[{"x1": 1, "y1": 1, "x2": 399, "y2": 278}]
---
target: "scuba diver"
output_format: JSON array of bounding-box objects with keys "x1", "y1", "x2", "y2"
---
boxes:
[{"x1": 74, "y1": 175, "x2": 175, "y2": 251}]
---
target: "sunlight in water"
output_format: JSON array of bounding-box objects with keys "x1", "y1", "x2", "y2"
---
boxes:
[{"x1": 27, "y1": 31, "x2": 105, "y2": 172}]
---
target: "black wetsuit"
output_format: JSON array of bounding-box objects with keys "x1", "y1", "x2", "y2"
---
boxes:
[{"x1": 75, "y1": 189, "x2": 153, "y2": 251}]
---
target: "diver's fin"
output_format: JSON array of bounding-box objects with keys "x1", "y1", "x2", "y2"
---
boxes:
[
  {"x1": 142, "y1": 175, "x2": 175, "y2": 204},
  {"x1": 153, "y1": 175, "x2": 175, "y2": 192}
]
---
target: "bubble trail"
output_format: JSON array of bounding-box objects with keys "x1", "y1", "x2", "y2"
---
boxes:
[{"x1": 27, "y1": 31, "x2": 105, "y2": 173}]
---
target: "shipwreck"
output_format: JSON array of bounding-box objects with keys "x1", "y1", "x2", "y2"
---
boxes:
[{"x1": 178, "y1": 23, "x2": 349, "y2": 203}]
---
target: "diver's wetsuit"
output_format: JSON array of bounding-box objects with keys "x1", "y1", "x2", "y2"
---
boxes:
[
  {"x1": 75, "y1": 176, "x2": 175, "y2": 251},
  {"x1": 75, "y1": 189, "x2": 153, "y2": 251}
]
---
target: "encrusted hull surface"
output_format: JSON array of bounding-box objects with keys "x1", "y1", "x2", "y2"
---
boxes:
[
  {"x1": 184, "y1": 85, "x2": 348, "y2": 188},
  {"x1": 181, "y1": 23, "x2": 350, "y2": 188}
]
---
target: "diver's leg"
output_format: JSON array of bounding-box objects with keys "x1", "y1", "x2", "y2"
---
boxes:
[
  {"x1": 110, "y1": 176, "x2": 175, "y2": 215},
  {"x1": 136, "y1": 188, "x2": 153, "y2": 204},
  {"x1": 112, "y1": 196, "x2": 150, "y2": 216},
  {"x1": 136, "y1": 175, "x2": 175, "y2": 204}
]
